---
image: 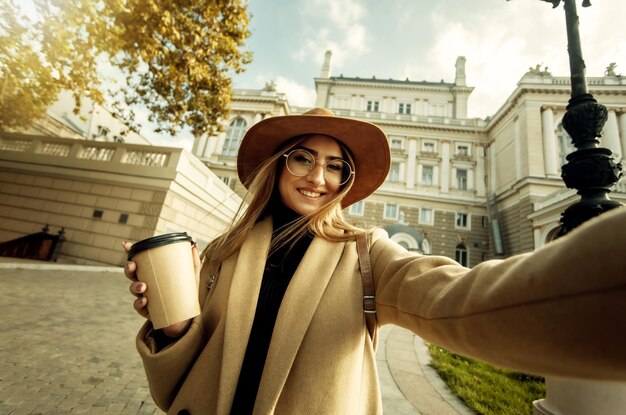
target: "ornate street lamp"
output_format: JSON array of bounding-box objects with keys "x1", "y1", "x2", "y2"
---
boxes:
[
  {"x1": 554, "y1": 0, "x2": 623, "y2": 235},
  {"x1": 507, "y1": 2, "x2": 626, "y2": 415},
  {"x1": 508, "y1": 0, "x2": 623, "y2": 236}
]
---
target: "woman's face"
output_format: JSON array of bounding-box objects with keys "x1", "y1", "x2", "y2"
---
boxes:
[{"x1": 278, "y1": 134, "x2": 346, "y2": 216}]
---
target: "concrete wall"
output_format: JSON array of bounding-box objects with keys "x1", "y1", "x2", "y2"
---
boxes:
[{"x1": 0, "y1": 133, "x2": 242, "y2": 266}]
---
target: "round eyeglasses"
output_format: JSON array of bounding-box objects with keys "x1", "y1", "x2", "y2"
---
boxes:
[{"x1": 283, "y1": 149, "x2": 355, "y2": 186}]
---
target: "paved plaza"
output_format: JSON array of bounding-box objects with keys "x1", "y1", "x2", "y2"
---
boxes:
[{"x1": 0, "y1": 262, "x2": 470, "y2": 414}]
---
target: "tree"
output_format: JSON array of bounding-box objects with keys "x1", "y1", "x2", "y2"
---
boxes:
[
  {"x1": 0, "y1": 2, "x2": 59, "y2": 130},
  {"x1": 0, "y1": 0, "x2": 251, "y2": 137}
]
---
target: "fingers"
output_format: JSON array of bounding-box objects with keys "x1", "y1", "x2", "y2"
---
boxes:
[
  {"x1": 122, "y1": 241, "x2": 149, "y2": 319},
  {"x1": 124, "y1": 260, "x2": 137, "y2": 281},
  {"x1": 122, "y1": 241, "x2": 132, "y2": 253},
  {"x1": 133, "y1": 296, "x2": 150, "y2": 319},
  {"x1": 129, "y1": 280, "x2": 146, "y2": 296},
  {"x1": 192, "y1": 243, "x2": 201, "y2": 273},
  {"x1": 130, "y1": 281, "x2": 149, "y2": 318}
]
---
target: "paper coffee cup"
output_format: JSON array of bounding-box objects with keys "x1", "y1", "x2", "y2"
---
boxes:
[{"x1": 128, "y1": 232, "x2": 200, "y2": 329}]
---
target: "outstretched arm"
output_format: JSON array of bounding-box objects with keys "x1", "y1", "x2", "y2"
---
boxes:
[{"x1": 371, "y1": 207, "x2": 626, "y2": 380}]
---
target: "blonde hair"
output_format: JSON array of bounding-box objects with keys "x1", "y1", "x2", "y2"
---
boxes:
[{"x1": 202, "y1": 135, "x2": 369, "y2": 272}]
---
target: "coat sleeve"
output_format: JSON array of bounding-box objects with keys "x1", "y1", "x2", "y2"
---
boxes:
[
  {"x1": 371, "y1": 207, "x2": 626, "y2": 380},
  {"x1": 136, "y1": 315, "x2": 206, "y2": 411}
]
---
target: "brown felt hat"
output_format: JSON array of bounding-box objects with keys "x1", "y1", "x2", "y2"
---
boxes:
[{"x1": 237, "y1": 107, "x2": 390, "y2": 208}]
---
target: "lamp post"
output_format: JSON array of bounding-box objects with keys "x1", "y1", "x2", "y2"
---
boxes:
[
  {"x1": 554, "y1": 0, "x2": 623, "y2": 235},
  {"x1": 507, "y1": 2, "x2": 625, "y2": 414}
]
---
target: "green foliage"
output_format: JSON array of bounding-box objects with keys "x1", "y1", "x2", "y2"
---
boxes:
[
  {"x1": 427, "y1": 344, "x2": 546, "y2": 415},
  {"x1": 0, "y1": 0, "x2": 251, "y2": 137}
]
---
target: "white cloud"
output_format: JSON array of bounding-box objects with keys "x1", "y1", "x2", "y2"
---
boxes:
[
  {"x1": 275, "y1": 76, "x2": 316, "y2": 108},
  {"x1": 294, "y1": 0, "x2": 369, "y2": 70},
  {"x1": 402, "y1": 2, "x2": 626, "y2": 118},
  {"x1": 312, "y1": 0, "x2": 365, "y2": 28}
]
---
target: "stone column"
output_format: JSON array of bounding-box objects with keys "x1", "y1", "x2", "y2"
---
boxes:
[
  {"x1": 533, "y1": 228, "x2": 542, "y2": 250},
  {"x1": 489, "y1": 144, "x2": 497, "y2": 192},
  {"x1": 541, "y1": 107, "x2": 559, "y2": 176},
  {"x1": 602, "y1": 110, "x2": 622, "y2": 161},
  {"x1": 618, "y1": 111, "x2": 626, "y2": 161},
  {"x1": 440, "y1": 141, "x2": 450, "y2": 193},
  {"x1": 191, "y1": 135, "x2": 205, "y2": 157},
  {"x1": 514, "y1": 118, "x2": 523, "y2": 181},
  {"x1": 476, "y1": 145, "x2": 486, "y2": 196},
  {"x1": 406, "y1": 138, "x2": 417, "y2": 189}
]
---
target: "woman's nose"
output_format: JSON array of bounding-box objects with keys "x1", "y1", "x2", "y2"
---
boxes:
[{"x1": 306, "y1": 164, "x2": 326, "y2": 185}]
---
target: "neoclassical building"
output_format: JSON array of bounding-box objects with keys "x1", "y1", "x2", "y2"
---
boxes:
[{"x1": 192, "y1": 52, "x2": 626, "y2": 266}]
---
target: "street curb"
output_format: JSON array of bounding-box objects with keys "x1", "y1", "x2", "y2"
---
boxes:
[{"x1": 413, "y1": 336, "x2": 476, "y2": 415}]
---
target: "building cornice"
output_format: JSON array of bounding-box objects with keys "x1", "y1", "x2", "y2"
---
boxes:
[
  {"x1": 315, "y1": 76, "x2": 471, "y2": 94},
  {"x1": 486, "y1": 75, "x2": 626, "y2": 132},
  {"x1": 327, "y1": 109, "x2": 487, "y2": 135}
]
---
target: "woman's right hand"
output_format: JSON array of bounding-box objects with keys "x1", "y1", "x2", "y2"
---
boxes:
[
  {"x1": 122, "y1": 241, "x2": 192, "y2": 338},
  {"x1": 122, "y1": 241, "x2": 150, "y2": 320}
]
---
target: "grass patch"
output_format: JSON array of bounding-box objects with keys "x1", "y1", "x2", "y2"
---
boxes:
[{"x1": 427, "y1": 344, "x2": 545, "y2": 415}]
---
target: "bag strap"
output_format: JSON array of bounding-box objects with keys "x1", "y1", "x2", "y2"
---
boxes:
[{"x1": 356, "y1": 232, "x2": 377, "y2": 342}]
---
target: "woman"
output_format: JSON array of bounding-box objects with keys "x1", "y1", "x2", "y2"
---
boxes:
[{"x1": 124, "y1": 108, "x2": 626, "y2": 414}]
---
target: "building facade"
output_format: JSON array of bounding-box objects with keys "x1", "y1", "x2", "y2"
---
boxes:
[
  {"x1": 0, "y1": 133, "x2": 242, "y2": 265},
  {"x1": 192, "y1": 53, "x2": 626, "y2": 266}
]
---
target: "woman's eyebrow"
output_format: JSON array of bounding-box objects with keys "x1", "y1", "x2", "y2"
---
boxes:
[{"x1": 297, "y1": 145, "x2": 345, "y2": 160}]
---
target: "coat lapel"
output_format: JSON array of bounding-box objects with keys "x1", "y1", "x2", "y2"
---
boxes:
[
  {"x1": 217, "y1": 217, "x2": 273, "y2": 415},
  {"x1": 254, "y1": 236, "x2": 345, "y2": 413}
]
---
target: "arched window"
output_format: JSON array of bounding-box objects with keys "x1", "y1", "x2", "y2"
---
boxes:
[
  {"x1": 455, "y1": 243, "x2": 468, "y2": 266},
  {"x1": 222, "y1": 117, "x2": 247, "y2": 156}
]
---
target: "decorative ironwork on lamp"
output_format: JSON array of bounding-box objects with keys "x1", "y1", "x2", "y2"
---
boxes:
[{"x1": 507, "y1": 0, "x2": 623, "y2": 236}]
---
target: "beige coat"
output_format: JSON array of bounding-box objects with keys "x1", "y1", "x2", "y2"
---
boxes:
[{"x1": 137, "y1": 208, "x2": 626, "y2": 414}]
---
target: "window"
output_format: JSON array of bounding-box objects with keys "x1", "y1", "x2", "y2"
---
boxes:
[
  {"x1": 387, "y1": 162, "x2": 400, "y2": 182},
  {"x1": 219, "y1": 176, "x2": 236, "y2": 190},
  {"x1": 366, "y1": 100, "x2": 380, "y2": 112},
  {"x1": 429, "y1": 103, "x2": 447, "y2": 117},
  {"x1": 349, "y1": 201, "x2": 364, "y2": 216},
  {"x1": 221, "y1": 117, "x2": 247, "y2": 156},
  {"x1": 456, "y1": 212, "x2": 469, "y2": 229},
  {"x1": 456, "y1": 169, "x2": 468, "y2": 190},
  {"x1": 455, "y1": 244, "x2": 468, "y2": 266},
  {"x1": 421, "y1": 165, "x2": 433, "y2": 186},
  {"x1": 398, "y1": 103, "x2": 412, "y2": 114},
  {"x1": 457, "y1": 145, "x2": 470, "y2": 156},
  {"x1": 334, "y1": 96, "x2": 351, "y2": 109},
  {"x1": 422, "y1": 141, "x2": 436, "y2": 153},
  {"x1": 118, "y1": 213, "x2": 129, "y2": 224},
  {"x1": 384, "y1": 203, "x2": 398, "y2": 220},
  {"x1": 390, "y1": 137, "x2": 404, "y2": 150},
  {"x1": 419, "y1": 208, "x2": 433, "y2": 225}
]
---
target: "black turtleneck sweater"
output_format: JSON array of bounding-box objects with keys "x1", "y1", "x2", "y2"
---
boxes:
[{"x1": 230, "y1": 202, "x2": 313, "y2": 414}]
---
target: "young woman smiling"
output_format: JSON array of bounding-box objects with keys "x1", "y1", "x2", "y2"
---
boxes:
[{"x1": 124, "y1": 107, "x2": 626, "y2": 414}]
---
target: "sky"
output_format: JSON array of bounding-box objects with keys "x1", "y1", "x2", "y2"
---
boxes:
[
  {"x1": 16, "y1": 0, "x2": 626, "y2": 150},
  {"x1": 235, "y1": 0, "x2": 625, "y2": 119}
]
